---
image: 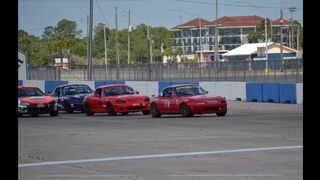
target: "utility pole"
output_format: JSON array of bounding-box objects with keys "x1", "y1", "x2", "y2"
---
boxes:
[
  {"x1": 214, "y1": 0, "x2": 219, "y2": 62},
  {"x1": 199, "y1": 17, "x2": 203, "y2": 62},
  {"x1": 104, "y1": 25, "x2": 108, "y2": 70},
  {"x1": 180, "y1": 15, "x2": 185, "y2": 60},
  {"x1": 115, "y1": 6, "x2": 120, "y2": 80},
  {"x1": 147, "y1": 25, "x2": 152, "y2": 80},
  {"x1": 280, "y1": 9, "x2": 284, "y2": 70},
  {"x1": 265, "y1": 17, "x2": 268, "y2": 71},
  {"x1": 88, "y1": 0, "x2": 93, "y2": 81},
  {"x1": 128, "y1": 8, "x2": 131, "y2": 64},
  {"x1": 289, "y1": 7, "x2": 296, "y2": 49},
  {"x1": 297, "y1": 25, "x2": 300, "y2": 51}
]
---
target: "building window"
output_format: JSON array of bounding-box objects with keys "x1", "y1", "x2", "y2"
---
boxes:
[{"x1": 242, "y1": 27, "x2": 254, "y2": 35}]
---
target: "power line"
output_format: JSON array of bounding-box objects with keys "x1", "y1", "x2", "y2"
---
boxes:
[
  {"x1": 95, "y1": 0, "x2": 110, "y2": 26},
  {"x1": 174, "y1": 0, "x2": 302, "y2": 10}
]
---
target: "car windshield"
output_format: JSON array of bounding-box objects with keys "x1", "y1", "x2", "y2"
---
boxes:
[
  {"x1": 175, "y1": 86, "x2": 207, "y2": 96},
  {"x1": 18, "y1": 87, "x2": 44, "y2": 97},
  {"x1": 105, "y1": 86, "x2": 135, "y2": 96},
  {"x1": 63, "y1": 85, "x2": 92, "y2": 95}
]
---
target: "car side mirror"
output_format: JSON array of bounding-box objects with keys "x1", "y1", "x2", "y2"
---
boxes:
[
  {"x1": 45, "y1": 92, "x2": 49, "y2": 96},
  {"x1": 135, "y1": 91, "x2": 140, "y2": 94},
  {"x1": 94, "y1": 94, "x2": 101, "y2": 97},
  {"x1": 205, "y1": 91, "x2": 208, "y2": 94}
]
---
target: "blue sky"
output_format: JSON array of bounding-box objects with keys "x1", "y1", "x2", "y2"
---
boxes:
[{"x1": 19, "y1": 0, "x2": 303, "y2": 37}]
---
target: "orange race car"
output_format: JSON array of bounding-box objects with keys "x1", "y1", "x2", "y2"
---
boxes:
[{"x1": 18, "y1": 86, "x2": 58, "y2": 117}]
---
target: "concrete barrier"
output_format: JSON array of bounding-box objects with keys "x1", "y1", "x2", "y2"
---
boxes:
[
  {"x1": 215, "y1": 82, "x2": 231, "y2": 99},
  {"x1": 158, "y1": 81, "x2": 171, "y2": 94},
  {"x1": 200, "y1": 82, "x2": 216, "y2": 96},
  {"x1": 18, "y1": 80, "x2": 302, "y2": 104},
  {"x1": 45, "y1": 80, "x2": 68, "y2": 94},
  {"x1": 125, "y1": 81, "x2": 159, "y2": 98},
  {"x1": 23, "y1": 80, "x2": 46, "y2": 92},
  {"x1": 246, "y1": 83, "x2": 263, "y2": 102},
  {"x1": 296, "y1": 83, "x2": 303, "y2": 104},
  {"x1": 68, "y1": 80, "x2": 95, "y2": 91},
  {"x1": 279, "y1": 83, "x2": 296, "y2": 104},
  {"x1": 95, "y1": 80, "x2": 125, "y2": 88},
  {"x1": 262, "y1": 83, "x2": 280, "y2": 103},
  {"x1": 230, "y1": 82, "x2": 246, "y2": 101}
]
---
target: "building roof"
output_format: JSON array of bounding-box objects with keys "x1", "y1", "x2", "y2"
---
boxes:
[
  {"x1": 172, "y1": 15, "x2": 292, "y2": 30},
  {"x1": 210, "y1": 15, "x2": 264, "y2": 27},
  {"x1": 223, "y1": 42, "x2": 299, "y2": 57},
  {"x1": 271, "y1": 18, "x2": 290, "y2": 25},
  {"x1": 172, "y1": 18, "x2": 212, "y2": 29}
]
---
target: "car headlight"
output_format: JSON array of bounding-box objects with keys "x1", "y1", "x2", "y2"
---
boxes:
[
  {"x1": 116, "y1": 99, "x2": 126, "y2": 104},
  {"x1": 19, "y1": 100, "x2": 30, "y2": 106}
]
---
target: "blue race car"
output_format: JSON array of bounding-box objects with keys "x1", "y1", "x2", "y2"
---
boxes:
[{"x1": 51, "y1": 84, "x2": 93, "y2": 113}]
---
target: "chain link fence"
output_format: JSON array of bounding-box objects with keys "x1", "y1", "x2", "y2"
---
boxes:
[{"x1": 28, "y1": 59, "x2": 303, "y2": 83}]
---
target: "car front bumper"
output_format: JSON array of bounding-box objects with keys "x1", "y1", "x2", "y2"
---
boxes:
[
  {"x1": 113, "y1": 102, "x2": 150, "y2": 113},
  {"x1": 18, "y1": 103, "x2": 58, "y2": 114},
  {"x1": 189, "y1": 102, "x2": 227, "y2": 114}
]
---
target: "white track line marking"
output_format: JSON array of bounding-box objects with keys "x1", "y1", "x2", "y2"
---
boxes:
[
  {"x1": 170, "y1": 174, "x2": 282, "y2": 177},
  {"x1": 19, "y1": 145, "x2": 302, "y2": 168}
]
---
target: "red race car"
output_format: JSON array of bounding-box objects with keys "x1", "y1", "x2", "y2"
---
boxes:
[
  {"x1": 150, "y1": 84, "x2": 227, "y2": 117},
  {"x1": 84, "y1": 84, "x2": 150, "y2": 116},
  {"x1": 18, "y1": 86, "x2": 59, "y2": 117}
]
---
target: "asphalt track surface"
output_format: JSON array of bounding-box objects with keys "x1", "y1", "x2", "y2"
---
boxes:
[{"x1": 18, "y1": 101, "x2": 303, "y2": 180}]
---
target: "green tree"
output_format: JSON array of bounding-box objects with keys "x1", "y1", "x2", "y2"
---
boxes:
[
  {"x1": 247, "y1": 18, "x2": 272, "y2": 43},
  {"x1": 93, "y1": 23, "x2": 110, "y2": 59}
]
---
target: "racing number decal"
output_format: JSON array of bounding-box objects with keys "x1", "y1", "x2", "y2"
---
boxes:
[{"x1": 163, "y1": 100, "x2": 170, "y2": 108}]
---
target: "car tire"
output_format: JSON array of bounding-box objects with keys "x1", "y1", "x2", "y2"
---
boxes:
[
  {"x1": 216, "y1": 108, "x2": 227, "y2": 116},
  {"x1": 107, "y1": 103, "x2": 117, "y2": 116},
  {"x1": 84, "y1": 103, "x2": 94, "y2": 116},
  {"x1": 50, "y1": 110, "x2": 59, "y2": 117},
  {"x1": 64, "y1": 102, "x2": 74, "y2": 113},
  {"x1": 180, "y1": 103, "x2": 194, "y2": 117},
  {"x1": 121, "y1": 112, "x2": 129, "y2": 115},
  {"x1": 150, "y1": 103, "x2": 161, "y2": 118},
  {"x1": 142, "y1": 110, "x2": 150, "y2": 115}
]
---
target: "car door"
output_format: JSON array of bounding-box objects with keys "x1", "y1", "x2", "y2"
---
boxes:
[
  {"x1": 89, "y1": 88, "x2": 103, "y2": 112},
  {"x1": 158, "y1": 87, "x2": 175, "y2": 113}
]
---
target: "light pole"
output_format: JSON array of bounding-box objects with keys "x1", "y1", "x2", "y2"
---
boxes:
[
  {"x1": 104, "y1": 25, "x2": 108, "y2": 70},
  {"x1": 171, "y1": 9, "x2": 203, "y2": 62},
  {"x1": 214, "y1": 0, "x2": 219, "y2": 62}
]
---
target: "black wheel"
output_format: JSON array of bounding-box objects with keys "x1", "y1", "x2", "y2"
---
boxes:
[
  {"x1": 50, "y1": 110, "x2": 59, "y2": 117},
  {"x1": 64, "y1": 102, "x2": 74, "y2": 113},
  {"x1": 121, "y1": 112, "x2": 129, "y2": 115},
  {"x1": 150, "y1": 103, "x2": 161, "y2": 118},
  {"x1": 84, "y1": 103, "x2": 94, "y2": 116},
  {"x1": 142, "y1": 110, "x2": 150, "y2": 115},
  {"x1": 180, "y1": 103, "x2": 194, "y2": 117},
  {"x1": 107, "y1": 103, "x2": 117, "y2": 116},
  {"x1": 216, "y1": 108, "x2": 227, "y2": 117}
]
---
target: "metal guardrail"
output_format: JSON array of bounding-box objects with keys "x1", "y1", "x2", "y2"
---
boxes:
[{"x1": 28, "y1": 59, "x2": 303, "y2": 83}]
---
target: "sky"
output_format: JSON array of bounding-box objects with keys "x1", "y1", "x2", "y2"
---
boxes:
[{"x1": 18, "y1": 0, "x2": 303, "y2": 37}]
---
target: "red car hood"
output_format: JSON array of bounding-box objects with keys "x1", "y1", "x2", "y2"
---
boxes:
[
  {"x1": 116, "y1": 94, "x2": 147, "y2": 101},
  {"x1": 19, "y1": 96, "x2": 55, "y2": 104},
  {"x1": 181, "y1": 95, "x2": 225, "y2": 101}
]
